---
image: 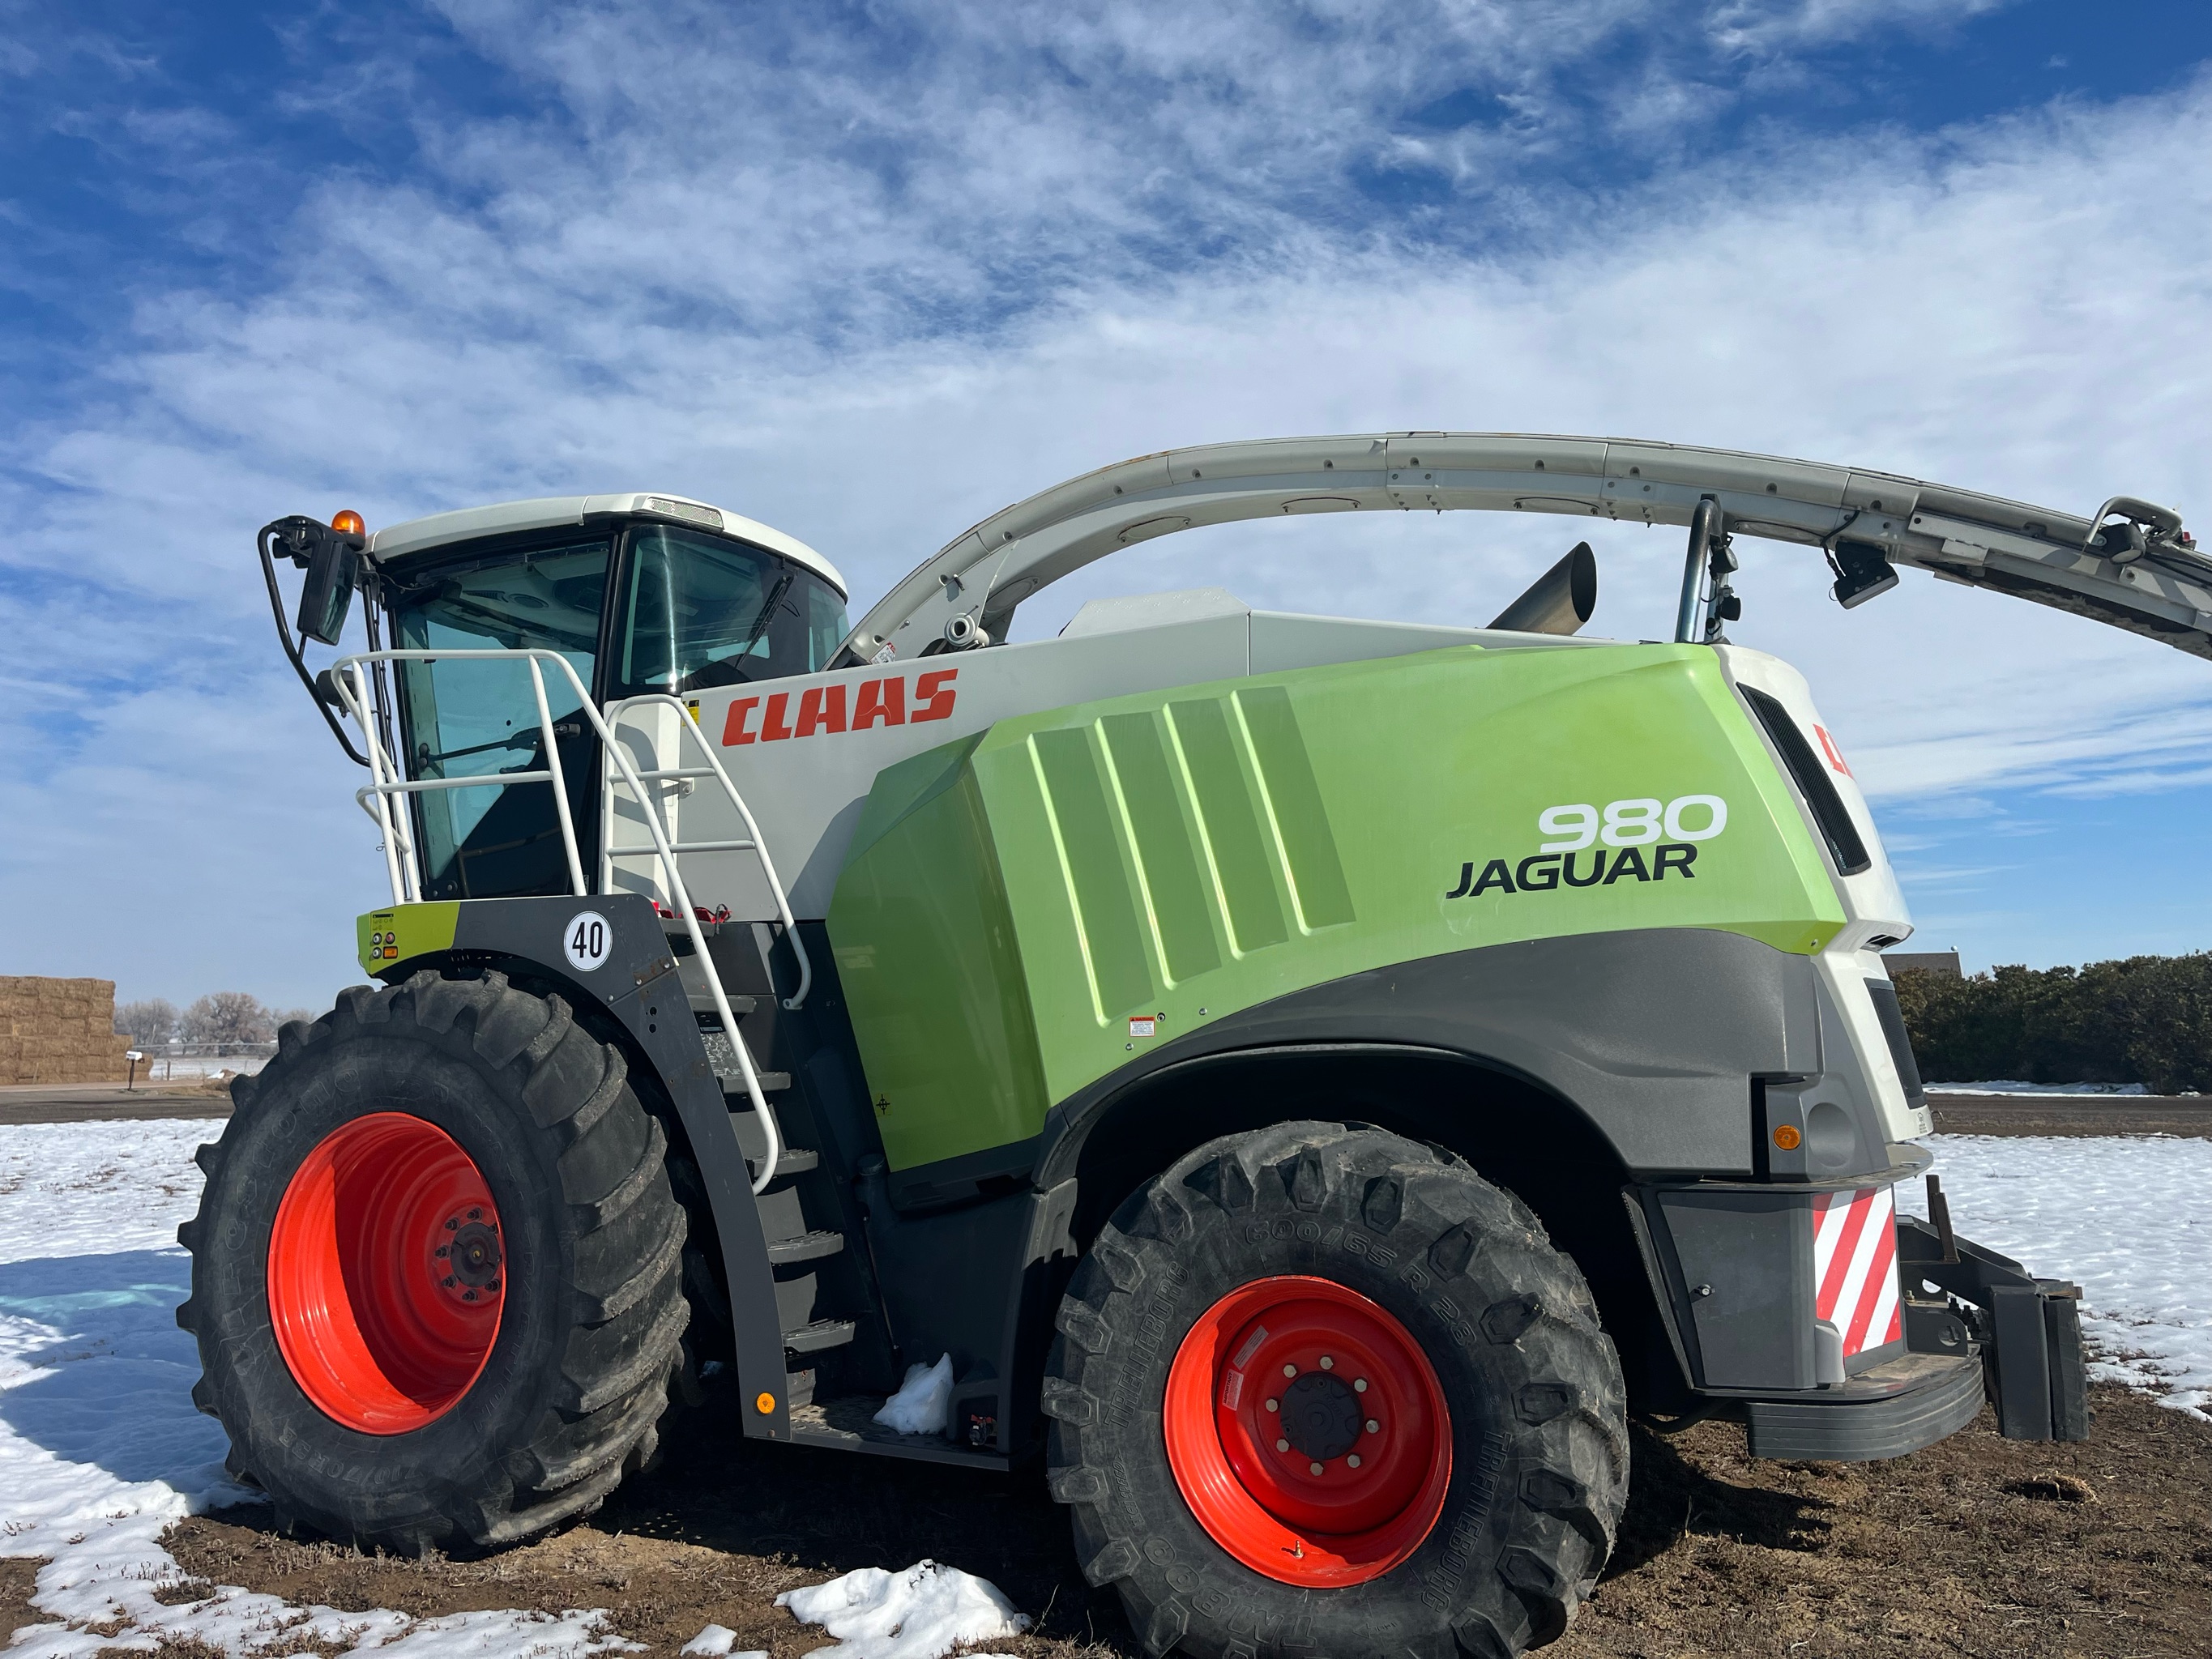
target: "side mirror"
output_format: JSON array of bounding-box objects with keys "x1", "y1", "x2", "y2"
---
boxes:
[{"x1": 296, "y1": 523, "x2": 362, "y2": 645}]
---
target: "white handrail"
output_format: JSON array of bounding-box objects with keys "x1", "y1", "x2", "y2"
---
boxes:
[
  {"x1": 328, "y1": 647, "x2": 790, "y2": 1195},
  {"x1": 601, "y1": 693, "x2": 813, "y2": 1011}
]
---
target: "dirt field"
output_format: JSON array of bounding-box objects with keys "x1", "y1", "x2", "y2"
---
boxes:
[
  {"x1": 97, "y1": 1380, "x2": 2197, "y2": 1659},
  {"x1": 1926, "y1": 1092, "x2": 2212, "y2": 1140}
]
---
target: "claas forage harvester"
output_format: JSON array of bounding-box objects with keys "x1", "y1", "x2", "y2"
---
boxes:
[{"x1": 186, "y1": 433, "x2": 2171, "y2": 1657}]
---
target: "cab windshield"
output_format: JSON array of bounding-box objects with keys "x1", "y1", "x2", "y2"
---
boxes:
[
  {"x1": 613, "y1": 524, "x2": 848, "y2": 697},
  {"x1": 385, "y1": 538, "x2": 609, "y2": 900}
]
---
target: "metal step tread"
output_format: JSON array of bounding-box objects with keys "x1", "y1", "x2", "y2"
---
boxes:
[
  {"x1": 788, "y1": 1396, "x2": 1009, "y2": 1469},
  {"x1": 783, "y1": 1316, "x2": 856, "y2": 1354},
  {"x1": 767, "y1": 1145, "x2": 820, "y2": 1178},
  {"x1": 691, "y1": 994, "x2": 761, "y2": 1020},
  {"x1": 719, "y1": 1069, "x2": 792, "y2": 1094},
  {"x1": 767, "y1": 1228, "x2": 846, "y2": 1266}
]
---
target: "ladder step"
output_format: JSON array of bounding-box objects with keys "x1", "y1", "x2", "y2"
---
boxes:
[
  {"x1": 784, "y1": 1317, "x2": 856, "y2": 1355},
  {"x1": 691, "y1": 995, "x2": 760, "y2": 1021},
  {"x1": 767, "y1": 1228, "x2": 845, "y2": 1266},
  {"x1": 719, "y1": 1070, "x2": 791, "y2": 1094},
  {"x1": 770, "y1": 1145, "x2": 819, "y2": 1178},
  {"x1": 785, "y1": 1367, "x2": 817, "y2": 1410}
]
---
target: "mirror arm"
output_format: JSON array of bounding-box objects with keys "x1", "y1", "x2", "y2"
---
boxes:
[{"x1": 259, "y1": 521, "x2": 372, "y2": 768}]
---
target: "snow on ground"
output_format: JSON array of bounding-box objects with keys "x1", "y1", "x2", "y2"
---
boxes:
[
  {"x1": 1908, "y1": 1134, "x2": 2212, "y2": 1418},
  {"x1": 0, "y1": 1120, "x2": 639, "y2": 1659},
  {"x1": 0, "y1": 1119, "x2": 1033, "y2": 1659},
  {"x1": 775, "y1": 1563, "x2": 1027, "y2": 1659},
  {"x1": 0, "y1": 1120, "x2": 2201, "y2": 1658}
]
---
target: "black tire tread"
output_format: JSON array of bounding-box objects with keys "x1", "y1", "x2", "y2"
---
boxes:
[
  {"x1": 179, "y1": 969, "x2": 688, "y2": 1553},
  {"x1": 1044, "y1": 1120, "x2": 1629, "y2": 1659}
]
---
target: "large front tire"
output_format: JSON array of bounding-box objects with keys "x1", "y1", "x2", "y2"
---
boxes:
[
  {"x1": 1043, "y1": 1122, "x2": 1628, "y2": 1659},
  {"x1": 177, "y1": 970, "x2": 688, "y2": 1553}
]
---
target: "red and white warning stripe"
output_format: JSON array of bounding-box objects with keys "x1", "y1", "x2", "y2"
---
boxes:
[{"x1": 1813, "y1": 1184, "x2": 1902, "y2": 1356}]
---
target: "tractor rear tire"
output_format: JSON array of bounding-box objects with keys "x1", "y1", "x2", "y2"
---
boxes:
[
  {"x1": 1043, "y1": 1122, "x2": 1628, "y2": 1659},
  {"x1": 177, "y1": 970, "x2": 688, "y2": 1554}
]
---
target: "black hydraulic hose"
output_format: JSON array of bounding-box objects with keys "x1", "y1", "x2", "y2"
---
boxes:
[{"x1": 258, "y1": 522, "x2": 372, "y2": 768}]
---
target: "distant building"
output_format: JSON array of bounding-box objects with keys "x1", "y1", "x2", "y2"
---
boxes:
[
  {"x1": 1885, "y1": 949, "x2": 1962, "y2": 979},
  {"x1": 1, "y1": 978, "x2": 133, "y2": 1085}
]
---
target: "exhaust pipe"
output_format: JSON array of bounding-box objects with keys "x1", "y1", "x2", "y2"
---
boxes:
[{"x1": 1488, "y1": 540, "x2": 1597, "y2": 635}]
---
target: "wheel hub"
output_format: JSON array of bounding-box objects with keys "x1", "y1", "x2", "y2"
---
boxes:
[
  {"x1": 440, "y1": 1215, "x2": 503, "y2": 1301},
  {"x1": 1277, "y1": 1370, "x2": 1361, "y2": 1462}
]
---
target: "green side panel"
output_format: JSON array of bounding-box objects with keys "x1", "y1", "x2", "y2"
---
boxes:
[
  {"x1": 829, "y1": 643, "x2": 1849, "y2": 1172},
  {"x1": 1237, "y1": 684, "x2": 1356, "y2": 929},
  {"x1": 357, "y1": 901, "x2": 460, "y2": 974},
  {"x1": 830, "y1": 746, "x2": 1049, "y2": 1166},
  {"x1": 1169, "y1": 696, "x2": 1290, "y2": 952},
  {"x1": 1031, "y1": 726, "x2": 1154, "y2": 1019},
  {"x1": 1100, "y1": 710, "x2": 1221, "y2": 983}
]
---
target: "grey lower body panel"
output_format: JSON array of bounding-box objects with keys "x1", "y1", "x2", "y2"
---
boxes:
[{"x1": 1743, "y1": 1350, "x2": 1986, "y2": 1461}]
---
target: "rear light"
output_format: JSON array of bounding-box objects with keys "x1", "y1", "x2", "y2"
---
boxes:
[{"x1": 1741, "y1": 687, "x2": 1872, "y2": 876}]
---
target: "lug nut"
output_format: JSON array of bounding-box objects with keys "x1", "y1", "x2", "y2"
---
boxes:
[
  {"x1": 1283, "y1": 1363, "x2": 1296, "y2": 1378},
  {"x1": 1276, "y1": 1438, "x2": 1290, "y2": 1452},
  {"x1": 445, "y1": 1218, "x2": 459, "y2": 1230},
  {"x1": 1266, "y1": 1399, "x2": 1279, "y2": 1413},
  {"x1": 1308, "y1": 1461, "x2": 1324, "y2": 1476},
  {"x1": 1318, "y1": 1355, "x2": 1334, "y2": 1370},
  {"x1": 1366, "y1": 1419, "x2": 1380, "y2": 1434},
  {"x1": 442, "y1": 1275, "x2": 456, "y2": 1287},
  {"x1": 1347, "y1": 1454, "x2": 1362, "y2": 1469},
  {"x1": 1353, "y1": 1378, "x2": 1368, "y2": 1392},
  {"x1": 468, "y1": 1208, "x2": 482, "y2": 1220}
]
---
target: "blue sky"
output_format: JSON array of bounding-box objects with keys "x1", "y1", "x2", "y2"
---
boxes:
[{"x1": 4, "y1": 0, "x2": 2212, "y2": 1005}]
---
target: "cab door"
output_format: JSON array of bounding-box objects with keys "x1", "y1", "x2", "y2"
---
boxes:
[{"x1": 387, "y1": 535, "x2": 613, "y2": 901}]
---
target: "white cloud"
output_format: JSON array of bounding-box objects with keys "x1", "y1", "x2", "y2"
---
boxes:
[{"x1": 2, "y1": 6, "x2": 2209, "y2": 995}]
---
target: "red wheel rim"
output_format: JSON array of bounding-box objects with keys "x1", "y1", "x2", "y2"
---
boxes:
[
  {"x1": 267, "y1": 1113, "x2": 506, "y2": 1434},
  {"x1": 1164, "y1": 1276, "x2": 1452, "y2": 1587}
]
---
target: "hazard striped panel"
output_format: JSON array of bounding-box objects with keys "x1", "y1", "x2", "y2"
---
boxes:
[{"x1": 1813, "y1": 1184, "x2": 1902, "y2": 1356}]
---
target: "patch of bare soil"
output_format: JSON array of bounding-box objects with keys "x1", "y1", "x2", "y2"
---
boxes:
[
  {"x1": 0, "y1": 1559, "x2": 42, "y2": 1644},
  {"x1": 1556, "y1": 1382, "x2": 2212, "y2": 1659},
  {"x1": 83, "y1": 1382, "x2": 2212, "y2": 1659},
  {"x1": 1926, "y1": 1093, "x2": 2212, "y2": 1140}
]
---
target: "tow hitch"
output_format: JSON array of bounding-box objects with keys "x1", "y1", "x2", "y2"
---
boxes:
[{"x1": 1899, "y1": 1176, "x2": 2090, "y2": 1443}]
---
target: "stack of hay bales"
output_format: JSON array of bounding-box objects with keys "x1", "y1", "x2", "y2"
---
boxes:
[{"x1": 0, "y1": 977, "x2": 133, "y2": 1085}]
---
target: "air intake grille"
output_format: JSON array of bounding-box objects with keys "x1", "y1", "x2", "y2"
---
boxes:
[{"x1": 1741, "y1": 687, "x2": 1872, "y2": 876}]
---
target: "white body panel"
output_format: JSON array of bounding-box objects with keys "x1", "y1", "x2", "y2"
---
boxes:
[{"x1": 1715, "y1": 644, "x2": 1929, "y2": 1144}]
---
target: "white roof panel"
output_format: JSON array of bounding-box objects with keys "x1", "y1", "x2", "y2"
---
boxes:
[{"x1": 366, "y1": 493, "x2": 847, "y2": 596}]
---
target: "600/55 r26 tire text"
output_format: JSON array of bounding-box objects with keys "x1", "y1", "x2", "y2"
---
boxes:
[
  {"x1": 1043, "y1": 1122, "x2": 1629, "y2": 1659},
  {"x1": 177, "y1": 970, "x2": 689, "y2": 1554}
]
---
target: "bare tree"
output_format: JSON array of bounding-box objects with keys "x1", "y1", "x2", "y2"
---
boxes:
[
  {"x1": 115, "y1": 998, "x2": 180, "y2": 1046},
  {"x1": 271, "y1": 1007, "x2": 322, "y2": 1034},
  {"x1": 182, "y1": 992, "x2": 273, "y2": 1048}
]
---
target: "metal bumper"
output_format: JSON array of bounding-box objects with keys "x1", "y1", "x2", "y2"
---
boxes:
[
  {"x1": 1744, "y1": 1348, "x2": 1985, "y2": 1461},
  {"x1": 1739, "y1": 1210, "x2": 2090, "y2": 1461}
]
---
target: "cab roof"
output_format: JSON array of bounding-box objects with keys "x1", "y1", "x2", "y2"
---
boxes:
[{"x1": 367, "y1": 493, "x2": 848, "y2": 597}]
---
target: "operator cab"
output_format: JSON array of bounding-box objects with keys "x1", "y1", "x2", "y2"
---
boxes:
[{"x1": 363, "y1": 495, "x2": 848, "y2": 902}]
